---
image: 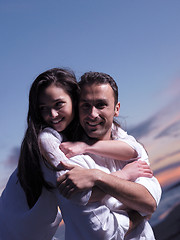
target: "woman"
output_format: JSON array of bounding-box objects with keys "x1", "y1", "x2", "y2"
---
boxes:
[{"x1": 0, "y1": 68, "x2": 152, "y2": 240}]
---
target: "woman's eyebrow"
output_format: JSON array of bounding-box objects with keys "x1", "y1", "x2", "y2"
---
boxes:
[{"x1": 39, "y1": 98, "x2": 65, "y2": 105}]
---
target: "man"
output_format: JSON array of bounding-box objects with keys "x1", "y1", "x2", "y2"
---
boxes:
[{"x1": 58, "y1": 72, "x2": 161, "y2": 239}]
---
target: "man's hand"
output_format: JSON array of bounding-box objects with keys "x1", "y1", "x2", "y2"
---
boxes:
[
  {"x1": 57, "y1": 162, "x2": 99, "y2": 198},
  {"x1": 60, "y1": 142, "x2": 87, "y2": 158},
  {"x1": 112, "y1": 160, "x2": 153, "y2": 181}
]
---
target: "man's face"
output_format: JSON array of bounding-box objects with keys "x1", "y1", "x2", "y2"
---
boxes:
[{"x1": 79, "y1": 83, "x2": 120, "y2": 140}]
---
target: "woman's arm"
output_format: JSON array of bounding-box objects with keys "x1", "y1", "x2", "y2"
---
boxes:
[
  {"x1": 38, "y1": 128, "x2": 67, "y2": 171},
  {"x1": 38, "y1": 128, "x2": 93, "y2": 171},
  {"x1": 38, "y1": 128, "x2": 93, "y2": 206},
  {"x1": 60, "y1": 140, "x2": 137, "y2": 160}
]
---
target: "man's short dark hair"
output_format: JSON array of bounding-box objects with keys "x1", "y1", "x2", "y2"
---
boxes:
[{"x1": 79, "y1": 72, "x2": 118, "y2": 105}]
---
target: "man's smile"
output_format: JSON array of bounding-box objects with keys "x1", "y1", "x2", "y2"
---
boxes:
[{"x1": 86, "y1": 121, "x2": 103, "y2": 127}]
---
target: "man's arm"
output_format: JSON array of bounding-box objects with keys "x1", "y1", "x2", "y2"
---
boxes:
[
  {"x1": 57, "y1": 162, "x2": 156, "y2": 215},
  {"x1": 94, "y1": 169, "x2": 156, "y2": 215},
  {"x1": 89, "y1": 160, "x2": 153, "y2": 202}
]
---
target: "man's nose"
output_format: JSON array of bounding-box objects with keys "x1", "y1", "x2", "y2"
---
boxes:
[
  {"x1": 50, "y1": 108, "x2": 58, "y2": 118},
  {"x1": 89, "y1": 106, "x2": 99, "y2": 118}
]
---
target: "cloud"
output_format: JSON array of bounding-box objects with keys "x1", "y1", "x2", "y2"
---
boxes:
[
  {"x1": 128, "y1": 115, "x2": 157, "y2": 139},
  {"x1": 155, "y1": 120, "x2": 180, "y2": 139},
  {"x1": 126, "y1": 79, "x2": 180, "y2": 176},
  {"x1": 155, "y1": 166, "x2": 180, "y2": 188},
  {"x1": 154, "y1": 156, "x2": 180, "y2": 175},
  {"x1": 128, "y1": 87, "x2": 180, "y2": 141},
  {"x1": 163, "y1": 78, "x2": 180, "y2": 100}
]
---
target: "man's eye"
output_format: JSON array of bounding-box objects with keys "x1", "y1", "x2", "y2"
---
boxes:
[{"x1": 96, "y1": 103, "x2": 105, "y2": 109}]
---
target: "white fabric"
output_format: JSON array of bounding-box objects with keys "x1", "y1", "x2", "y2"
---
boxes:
[
  {"x1": 38, "y1": 128, "x2": 92, "y2": 206},
  {"x1": 38, "y1": 126, "x2": 162, "y2": 240},
  {"x1": 38, "y1": 127, "x2": 130, "y2": 240},
  {"x1": 0, "y1": 169, "x2": 62, "y2": 240},
  {"x1": 0, "y1": 124, "x2": 161, "y2": 240},
  {"x1": 103, "y1": 124, "x2": 162, "y2": 213}
]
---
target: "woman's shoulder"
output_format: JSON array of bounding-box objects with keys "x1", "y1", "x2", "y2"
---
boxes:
[{"x1": 38, "y1": 127, "x2": 63, "y2": 142}]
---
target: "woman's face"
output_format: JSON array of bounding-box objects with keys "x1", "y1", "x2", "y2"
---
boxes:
[{"x1": 38, "y1": 84, "x2": 74, "y2": 132}]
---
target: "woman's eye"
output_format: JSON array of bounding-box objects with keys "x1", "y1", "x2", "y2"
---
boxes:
[
  {"x1": 55, "y1": 102, "x2": 64, "y2": 108},
  {"x1": 39, "y1": 106, "x2": 48, "y2": 112}
]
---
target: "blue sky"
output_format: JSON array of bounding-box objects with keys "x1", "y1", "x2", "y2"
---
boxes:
[{"x1": 0, "y1": 0, "x2": 180, "y2": 192}]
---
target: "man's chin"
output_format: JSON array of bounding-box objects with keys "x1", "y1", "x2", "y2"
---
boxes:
[
  {"x1": 86, "y1": 129, "x2": 104, "y2": 139},
  {"x1": 85, "y1": 127, "x2": 111, "y2": 140},
  {"x1": 85, "y1": 129, "x2": 98, "y2": 138}
]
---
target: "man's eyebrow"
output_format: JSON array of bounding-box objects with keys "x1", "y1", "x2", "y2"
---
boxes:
[
  {"x1": 80, "y1": 97, "x2": 108, "y2": 101},
  {"x1": 79, "y1": 98, "x2": 90, "y2": 102},
  {"x1": 79, "y1": 99, "x2": 108, "y2": 104}
]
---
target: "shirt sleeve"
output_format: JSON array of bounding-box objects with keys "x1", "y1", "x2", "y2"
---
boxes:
[
  {"x1": 112, "y1": 125, "x2": 162, "y2": 214},
  {"x1": 114, "y1": 126, "x2": 150, "y2": 164},
  {"x1": 135, "y1": 176, "x2": 162, "y2": 207},
  {"x1": 119, "y1": 132, "x2": 162, "y2": 209},
  {"x1": 119, "y1": 132, "x2": 162, "y2": 213},
  {"x1": 38, "y1": 127, "x2": 92, "y2": 206}
]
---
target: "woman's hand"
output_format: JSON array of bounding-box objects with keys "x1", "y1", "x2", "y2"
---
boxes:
[
  {"x1": 112, "y1": 160, "x2": 153, "y2": 181},
  {"x1": 60, "y1": 142, "x2": 87, "y2": 158}
]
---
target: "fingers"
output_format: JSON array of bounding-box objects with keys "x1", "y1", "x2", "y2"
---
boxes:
[
  {"x1": 141, "y1": 172, "x2": 153, "y2": 178},
  {"x1": 60, "y1": 143, "x2": 73, "y2": 157},
  {"x1": 134, "y1": 160, "x2": 153, "y2": 178},
  {"x1": 138, "y1": 161, "x2": 153, "y2": 177},
  {"x1": 59, "y1": 144, "x2": 67, "y2": 154},
  {"x1": 65, "y1": 152, "x2": 74, "y2": 158},
  {"x1": 57, "y1": 174, "x2": 67, "y2": 185},
  {"x1": 58, "y1": 176, "x2": 78, "y2": 199},
  {"x1": 138, "y1": 160, "x2": 149, "y2": 166},
  {"x1": 60, "y1": 146, "x2": 74, "y2": 158},
  {"x1": 61, "y1": 184, "x2": 78, "y2": 199},
  {"x1": 60, "y1": 161, "x2": 75, "y2": 170}
]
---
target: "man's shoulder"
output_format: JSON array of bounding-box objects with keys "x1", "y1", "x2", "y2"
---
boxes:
[{"x1": 111, "y1": 123, "x2": 127, "y2": 140}]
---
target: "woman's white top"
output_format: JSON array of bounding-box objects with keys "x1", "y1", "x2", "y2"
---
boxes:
[{"x1": 0, "y1": 168, "x2": 62, "y2": 240}]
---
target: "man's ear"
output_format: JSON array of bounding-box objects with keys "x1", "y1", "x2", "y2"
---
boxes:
[{"x1": 114, "y1": 102, "x2": 120, "y2": 117}]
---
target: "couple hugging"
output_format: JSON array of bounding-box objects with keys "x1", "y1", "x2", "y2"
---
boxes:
[{"x1": 0, "y1": 68, "x2": 161, "y2": 240}]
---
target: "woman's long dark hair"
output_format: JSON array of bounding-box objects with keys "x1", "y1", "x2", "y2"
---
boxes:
[{"x1": 17, "y1": 68, "x2": 79, "y2": 208}]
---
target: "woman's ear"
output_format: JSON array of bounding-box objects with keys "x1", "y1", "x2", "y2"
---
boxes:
[{"x1": 114, "y1": 102, "x2": 120, "y2": 117}]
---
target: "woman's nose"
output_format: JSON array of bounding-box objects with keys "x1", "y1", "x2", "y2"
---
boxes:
[{"x1": 50, "y1": 108, "x2": 58, "y2": 118}]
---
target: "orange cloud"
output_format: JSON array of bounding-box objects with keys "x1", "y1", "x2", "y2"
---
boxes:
[{"x1": 155, "y1": 166, "x2": 180, "y2": 187}]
